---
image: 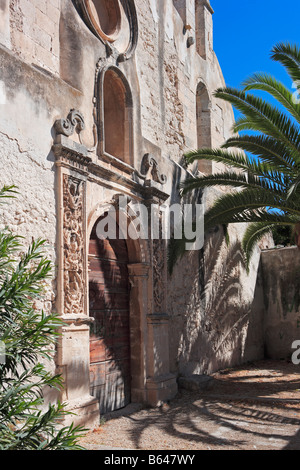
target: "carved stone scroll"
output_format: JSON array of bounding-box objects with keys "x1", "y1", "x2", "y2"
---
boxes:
[
  {"x1": 63, "y1": 175, "x2": 85, "y2": 315},
  {"x1": 136, "y1": 153, "x2": 167, "y2": 185},
  {"x1": 54, "y1": 109, "x2": 85, "y2": 143}
]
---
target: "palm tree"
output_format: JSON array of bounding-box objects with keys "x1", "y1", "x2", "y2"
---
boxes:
[{"x1": 169, "y1": 43, "x2": 300, "y2": 273}]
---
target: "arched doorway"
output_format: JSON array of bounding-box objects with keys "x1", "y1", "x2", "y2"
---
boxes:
[{"x1": 88, "y1": 214, "x2": 131, "y2": 414}]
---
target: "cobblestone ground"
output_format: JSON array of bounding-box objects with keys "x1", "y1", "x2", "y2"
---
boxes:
[{"x1": 79, "y1": 360, "x2": 300, "y2": 450}]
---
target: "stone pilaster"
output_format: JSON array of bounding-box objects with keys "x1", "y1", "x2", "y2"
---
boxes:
[
  {"x1": 54, "y1": 118, "x2": 99, "y2": 428},
  {"x1": 128, "y1": 263, "x2": 150, "y2": 404}
]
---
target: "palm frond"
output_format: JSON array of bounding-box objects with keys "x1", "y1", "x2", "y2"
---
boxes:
[
  {"x1": 184, "y1": 148, "x2": 249, "y2": 171},
  {"x1": 0, "y1": 186, "x2": 18, "y2": 200},
  {"x1": 204, "y1": 188, "x2": 300, "y2": 231},
  {"x1": 180, "y1": 171, "x2": 288, "y2": 196},
  {"x1": 271, "y1": 42, "x2": 300, "y2": 84},
  {"x1": 242, "y1": 72, "x2": 300, "y2": 124},
  {"x1": 242, "y1": 217, "x2": 298, "y2": 269},
  {"x1": 214, "y1": 87, "x2": 300, "y2": 155},
  {"x1": 223, "y1": 133, "x2": 298, "y2": 172},
  {"x1": 168, "y1": 43, "x2": 300, "y2": 274}
]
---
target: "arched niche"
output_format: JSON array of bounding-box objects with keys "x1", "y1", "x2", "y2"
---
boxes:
[
  {"x1": 196, "y1": 82, "x2": 212, "y2": 174},
  {"x1": 97, "y1": 67, "x2": 134, "y2": 172}
]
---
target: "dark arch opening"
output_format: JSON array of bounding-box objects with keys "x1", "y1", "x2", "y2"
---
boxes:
[{"x1": 89, "y1": 213, "x2": 131, "y2": 414}]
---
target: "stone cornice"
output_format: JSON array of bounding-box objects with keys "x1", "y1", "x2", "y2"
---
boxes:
[{"x1": 53, "y1": 135, "x2": 170, "y2": 203}]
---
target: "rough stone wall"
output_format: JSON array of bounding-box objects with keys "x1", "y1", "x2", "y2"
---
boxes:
[
  {"x1": 261, "y1": 247, "x2": 300, "y2": 360},
  {"x1": 8, "y1": 0, "x2": 60, "y2": 74}
]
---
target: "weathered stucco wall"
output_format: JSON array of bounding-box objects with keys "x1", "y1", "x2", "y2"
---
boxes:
[{"x1": 261, "y1": 247, "x2": 300, "y2": 360}]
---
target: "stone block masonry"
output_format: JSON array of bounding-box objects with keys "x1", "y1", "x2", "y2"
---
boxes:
[{"x1": 8, "y1": 0, "x2": 60, "y2": 74}]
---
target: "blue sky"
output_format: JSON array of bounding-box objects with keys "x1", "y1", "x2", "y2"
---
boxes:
[{"x1": 212, "y1": 0, "x2": 300, "y2": 91}]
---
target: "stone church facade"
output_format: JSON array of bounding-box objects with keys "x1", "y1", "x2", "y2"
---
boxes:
[{"x1": 0, "y1": 0, "x2": 270, "y2": 427}]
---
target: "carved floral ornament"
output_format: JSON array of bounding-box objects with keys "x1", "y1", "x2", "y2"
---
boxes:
[
  {"x1": 136, "y1": 154, "x2": 167, "y2": 185},
  {"x1": 63, "y1": 175, "x2": 85, "y2": 315}
]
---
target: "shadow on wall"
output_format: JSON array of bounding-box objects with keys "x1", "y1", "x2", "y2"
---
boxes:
[
  {"x1": 168, "y1": 221, "x2": 265, "y2": 377},
  {"x1": 261, "y1": 246, "x2": 300, "y2": 360}
]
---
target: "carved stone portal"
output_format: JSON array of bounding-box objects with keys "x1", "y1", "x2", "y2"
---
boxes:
[{"x1": 63, "y1": 175, "x2": 85, "y2": 315}]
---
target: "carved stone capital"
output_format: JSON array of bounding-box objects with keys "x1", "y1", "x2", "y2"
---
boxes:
[
  {"x1": 61, "y1": 314, "x2": 94, "y2": 328},
  {"x1": 54, "y1": 109, "x2": 85, "y2": 142}
]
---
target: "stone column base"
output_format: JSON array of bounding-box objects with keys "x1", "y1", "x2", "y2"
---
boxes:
[
  {"x1": 60, "y1": 395, "x2": 100, "y2": 429},
  {"x1": 146, "y1": 373, "x2": 178, "y2": 406}
]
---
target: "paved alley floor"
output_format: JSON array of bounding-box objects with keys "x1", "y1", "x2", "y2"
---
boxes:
[{"x1": 79, "y1": 360, "x2": 300, "y2": 450}]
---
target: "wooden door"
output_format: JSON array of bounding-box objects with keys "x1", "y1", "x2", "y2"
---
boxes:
[{"x1": 89, "y1": 218, "x2": 131, "y2": 414}]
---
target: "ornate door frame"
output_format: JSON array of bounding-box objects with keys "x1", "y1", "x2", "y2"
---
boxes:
[{"x1": 53, "y1": 110, "x2": 177, "y2": 425}]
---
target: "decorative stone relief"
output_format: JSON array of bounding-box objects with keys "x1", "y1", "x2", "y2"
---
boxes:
[
  {"x1": 54, "y1": 109, "x2": 85, "y2": 144},
  {"x1": 136, "y1": 154, "x2": 167, "y2": 185},
  {"x1": 63, "y1": 175, "x2": 85, "y2": 315}
]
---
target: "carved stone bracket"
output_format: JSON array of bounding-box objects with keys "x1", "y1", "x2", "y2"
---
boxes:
[
  {"x1": 54, "y1": 109, "x2": 85, "y2": 143},
  {"x1": 136, "y1": 153, "x2": 167, "y2": 185}
]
